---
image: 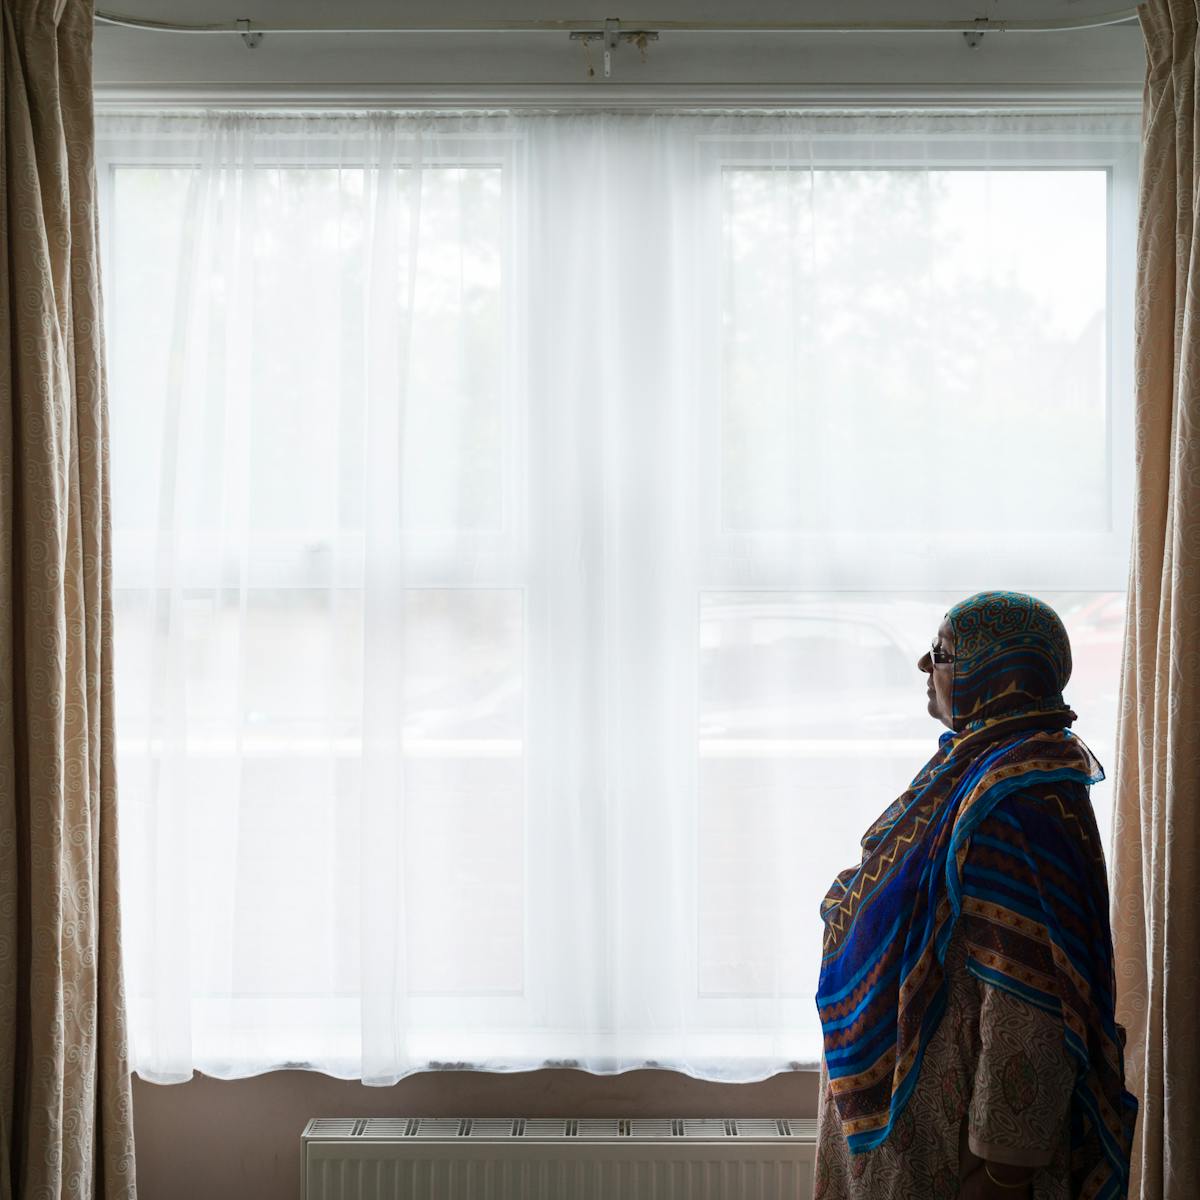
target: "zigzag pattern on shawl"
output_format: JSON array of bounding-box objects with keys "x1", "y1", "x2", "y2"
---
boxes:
[{"x1": 816, "y1": 723, "x2": 1132, "y2": 1196}]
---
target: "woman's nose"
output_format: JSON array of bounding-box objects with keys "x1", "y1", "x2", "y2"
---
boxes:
[{"x1": 918, "y1": 654, "x2": 932, "y2": 675}]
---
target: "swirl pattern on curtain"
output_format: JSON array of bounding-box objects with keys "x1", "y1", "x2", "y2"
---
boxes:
[
  {"x1": 0, "y1": 0, "x2": 137, "y2": 1196},
  {"x1": 1111, "y1": 2, "x2": 1200, "y2": 1197}
]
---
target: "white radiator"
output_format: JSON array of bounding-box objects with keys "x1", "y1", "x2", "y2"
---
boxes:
[{"x1": 302, "y1": 1117, "x2": 817, "y2": 1200}]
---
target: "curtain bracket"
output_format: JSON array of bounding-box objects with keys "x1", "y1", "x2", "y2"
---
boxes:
[
  {"x1": 238, "y1": 18, "x2": 263, "y2": 50},
  {"x1": 569, "y1": 19, "x2": 659, "y2": 78},
  {"x1": 963, "y1": 18, "x2": 988, "y2": 48}
]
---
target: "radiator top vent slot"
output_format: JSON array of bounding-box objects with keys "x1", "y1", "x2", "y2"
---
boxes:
[
  {"x1": 468, "y1": 1118, "x2": 520, "y2": 1138},
  {"x1": 411, "y1": 1118, "x2": 463, "y2": 1140},
  {"x1": 306, "y1": 1119, "x2": 360, "y2": 1138}
]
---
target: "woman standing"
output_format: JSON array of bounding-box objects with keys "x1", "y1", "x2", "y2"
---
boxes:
[{"x1": 814, "y1": 592, "x2": 1136, "y2": 1199}]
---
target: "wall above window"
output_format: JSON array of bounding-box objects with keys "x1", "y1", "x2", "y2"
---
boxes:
[{"x1": 92, "y1": 0, "x2": 1144, "y2": 107}]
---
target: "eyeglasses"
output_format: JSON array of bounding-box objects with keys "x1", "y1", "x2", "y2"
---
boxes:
[{"x1": 929, "y1": 642, "x2": 955, "y2": 666}]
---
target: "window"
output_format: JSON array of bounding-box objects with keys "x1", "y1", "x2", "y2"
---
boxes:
[{"x1": 98, "y1": 110, "x2": 1138, "y2": 1083}]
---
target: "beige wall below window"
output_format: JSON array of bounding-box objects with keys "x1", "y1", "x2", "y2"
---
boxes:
[{"x1": 132, "y1": 1069, "x2": 818, "y2": 1200}]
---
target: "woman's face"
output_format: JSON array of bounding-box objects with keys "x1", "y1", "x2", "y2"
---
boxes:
[{"x1": 918, "y1": 617, "x2": 955, "y2": 729}]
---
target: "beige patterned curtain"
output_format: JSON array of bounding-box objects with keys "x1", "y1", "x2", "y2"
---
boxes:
[
  {"x1": 1111, "y1": 1, "x2": 1200, "y2": 1197},
  {"x1": 0, "y1": 0, "x2": 137, "y2": 1195}
]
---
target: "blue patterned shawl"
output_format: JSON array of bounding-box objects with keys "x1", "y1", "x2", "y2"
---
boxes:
[{"x1": 817, "y1": 591, "x2": 1136, "y2": 1198}]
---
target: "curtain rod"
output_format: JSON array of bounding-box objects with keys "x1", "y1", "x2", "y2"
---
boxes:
[{"x1": 94, "y1": 10, "x2": 1139, "y2": 36}]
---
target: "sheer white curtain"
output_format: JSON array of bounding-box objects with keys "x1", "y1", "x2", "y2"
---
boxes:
[{"x1": 96, "y1": 110, "x2": 1138, "y2": 1084}]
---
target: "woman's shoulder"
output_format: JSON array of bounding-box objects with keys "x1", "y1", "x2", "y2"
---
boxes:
[
  {"x1": 982, "y1": 726, "x2": 1104, "y2": 786},
  {"x1": 985, "y1": 776, "x2": 1106, "y2": 866}
]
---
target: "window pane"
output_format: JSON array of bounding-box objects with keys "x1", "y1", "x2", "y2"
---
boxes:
[
  {"x1": 110, "y1": 163, "x2": 505, "y2": 539},
  {"x1": 115, "y1": 587, "x2": 525, "y2": 997},
  {"x1": 722, "y1": 169, "x2": 1109, "y2": 534}
]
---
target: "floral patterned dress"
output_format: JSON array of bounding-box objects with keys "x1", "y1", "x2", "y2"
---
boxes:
[{"x1": 814, "y1": 928, "x2": 1076, "y2": 1200}]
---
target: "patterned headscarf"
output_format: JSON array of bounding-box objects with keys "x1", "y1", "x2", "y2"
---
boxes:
[
  {"x1": 817, "y1": 592, "x2": 1135, "y2": 1198},
  {"x1": 947, "y1": 590, "x2": 1074, "y2": 730}
]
